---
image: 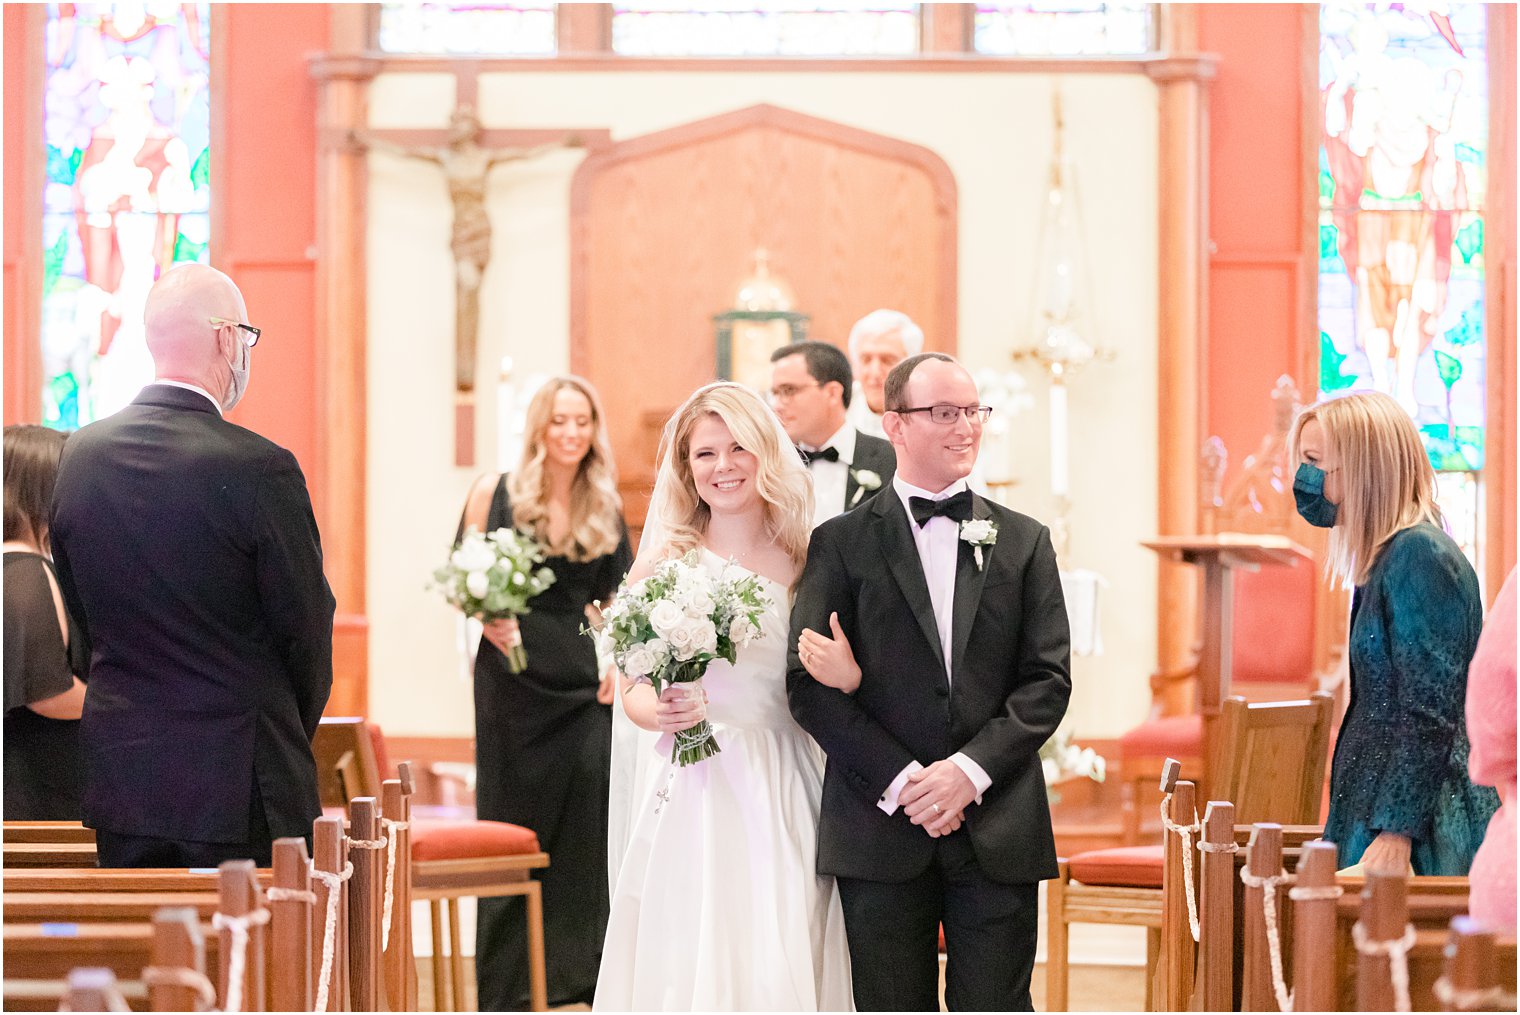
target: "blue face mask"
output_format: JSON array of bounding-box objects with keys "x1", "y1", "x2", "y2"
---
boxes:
[{"x1": 1293, "y1": 462, "x2": 1338, "y2": 528}]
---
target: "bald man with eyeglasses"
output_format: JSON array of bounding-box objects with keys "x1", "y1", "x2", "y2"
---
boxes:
[{"x1": 51, "y1": 263, "x2": 334, "y2": 869}]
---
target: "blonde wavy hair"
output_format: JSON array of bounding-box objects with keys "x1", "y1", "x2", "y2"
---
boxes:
[
  {"x1": 647, "y1": 382, "x2": 813, "y2": 575},
  {"x1": 1290, "y1": 391, "x2": 1443, "y2": 588},
  {"x1": 508, "y1": 376, "x2": 624, "y2": 561}
]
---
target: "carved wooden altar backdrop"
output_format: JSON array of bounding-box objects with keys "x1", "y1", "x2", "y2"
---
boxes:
[{"x1": 569, "y1": 103, "x2": 958, "y2": 523}]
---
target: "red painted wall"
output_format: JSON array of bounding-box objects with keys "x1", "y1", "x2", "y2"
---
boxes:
[
  {"x1": 1198, "y1": 4, "x2": 1313, "y2": 469},
  {"x1": 217, "y1": 5, "x2": 327, "y2": 491}
]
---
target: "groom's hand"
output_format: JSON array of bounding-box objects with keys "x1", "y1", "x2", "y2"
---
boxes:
[{"x1": 901, "y1": 760, "x2": 977, "y2": 836}]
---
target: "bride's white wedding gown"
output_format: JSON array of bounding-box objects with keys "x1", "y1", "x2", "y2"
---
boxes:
[{"x1": 595, "y1": 550, "x2": 854, "y2": 1012}]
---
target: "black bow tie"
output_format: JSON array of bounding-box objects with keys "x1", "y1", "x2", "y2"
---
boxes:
[
  {"x1": 798, "y1": 445, "x2": 840, "y2": 466},
  {"x1": 909, "y1": 490, "x2": 973, "y2": 527}
]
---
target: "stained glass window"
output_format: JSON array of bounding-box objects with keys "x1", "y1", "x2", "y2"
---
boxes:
[
  {"x1": 611, "y1": 2, "x2": 919, "y2": 56},
  {"x1": 974, "y1": 2, "x2": 1153, "y2": 55},
  {"x1": 42, "y1": 3, "x2": 211, "y2": 430},
  {"x1": 1318, "y1": 2, "x2": 1488, "y2": 563},
  {"x1": 377, "y1": 1, "x2": 557, "y2": 55}
]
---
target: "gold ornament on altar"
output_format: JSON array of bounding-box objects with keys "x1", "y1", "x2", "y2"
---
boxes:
[{"x1": 713, "y1": 249, "x2": 809, "y2": 393}]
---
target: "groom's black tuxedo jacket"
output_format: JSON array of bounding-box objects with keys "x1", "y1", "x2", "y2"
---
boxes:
[{"x1": 787, "y1": 487, "x2": 1071, "y2": 884}]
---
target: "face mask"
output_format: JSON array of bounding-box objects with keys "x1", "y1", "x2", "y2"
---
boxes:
[
  {"x1": 1293, "y1": 462, "x2": 1338, "y2": 528},
  {"x1": 221, "y1": 331, "x2": 249, "y2": 412}
]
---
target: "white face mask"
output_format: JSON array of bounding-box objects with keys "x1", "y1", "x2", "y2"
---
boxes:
[{"x1": 222, "y1": 330, "x2": 250, "y2": 412}]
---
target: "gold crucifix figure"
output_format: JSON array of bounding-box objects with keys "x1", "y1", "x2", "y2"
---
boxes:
[{"x1": 350, "y1": 105, "x2": 581, "y2": 393}]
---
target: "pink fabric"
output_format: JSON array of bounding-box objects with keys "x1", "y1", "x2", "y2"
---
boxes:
[{"x1": 1467, "y1": 569, "x2": 1516, "y2": 931}]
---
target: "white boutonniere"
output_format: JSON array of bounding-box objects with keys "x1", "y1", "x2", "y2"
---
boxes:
[
  {"x1": 960, "y1": 518, "x2": 998, "y2": 570},
  {"x1": 849, "y1": 469, "x2": 882, "y2": 507}
]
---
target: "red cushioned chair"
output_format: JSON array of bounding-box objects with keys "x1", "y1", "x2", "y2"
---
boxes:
[
  {"x1": 1047, "y1": 694, "x2": 1333, "y2": 1012},
  {"x1": 313, "y1": 718, "x2": 550, "y2": 1011},
  {"x1": 1118, "y1": 562, "x2": 1321, "y2": 844}
]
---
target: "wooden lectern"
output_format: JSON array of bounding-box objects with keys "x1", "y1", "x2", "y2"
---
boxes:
[{"x1": 1142, "y1": 533, "x2": 1312, "y2": 792}]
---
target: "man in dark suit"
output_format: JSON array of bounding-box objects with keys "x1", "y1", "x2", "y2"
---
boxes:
[
  {"x1": 787, "y1": 352, "x2": 1070, "y2": 1011},
  {"x1": 768, "y1": 340, "x2": 895, "y2": 526},
  {"x1": 50, "y1": 263, "x2": 334, "y2": 869}
]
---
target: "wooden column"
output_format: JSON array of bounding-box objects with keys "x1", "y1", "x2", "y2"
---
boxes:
[
  {"x1": 311, "y1": 9, "x2": 378, "y2": 719},
  {"x1": 1145, "y1": 28, "x2": 1218, "y2": 685},
  {"x1": 920, "y1": 4, "x2": 974, "y2": 53},
  {"x1": 557, "y1": 3, "x2": 612, "y2": 53}
]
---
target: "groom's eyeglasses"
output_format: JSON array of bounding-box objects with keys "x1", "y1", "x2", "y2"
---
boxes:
[{"x1": 893, "y1": 404, "x2": 993, "y2": 425}]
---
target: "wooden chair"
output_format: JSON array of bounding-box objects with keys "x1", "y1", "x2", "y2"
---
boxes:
[
  {"x1": 1046, "y1": 693, "x2": 1334, "y2": 1011},
  {"x1": 316, "y1": 716, "x2": 550, "y2": 1011}
]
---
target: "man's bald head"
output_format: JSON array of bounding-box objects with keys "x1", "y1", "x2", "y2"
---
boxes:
[{"x1": 144, "y1": 264, "x2": 249, "y2": 406}]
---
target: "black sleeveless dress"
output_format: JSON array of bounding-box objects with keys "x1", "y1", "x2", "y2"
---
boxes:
[{"x1": 466, "y1": 478, "x2": 632, "y2": 1009}]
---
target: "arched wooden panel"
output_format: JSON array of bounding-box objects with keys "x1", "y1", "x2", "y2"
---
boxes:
[{"x1": 570, "y1": 103, "x2": 957, "y2": 524}]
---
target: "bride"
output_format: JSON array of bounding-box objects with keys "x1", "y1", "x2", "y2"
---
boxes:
[{"x1": 595, "y1": 382, "x2": 854, "y2": 1012}]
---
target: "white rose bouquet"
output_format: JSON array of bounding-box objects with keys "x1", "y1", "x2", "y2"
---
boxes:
[
  {"x1": 593, "y1": 551, "x2": 771, "y2": 766},
  {"x1": 432, "y1": 526, "x2": 556, "y2": 673}
]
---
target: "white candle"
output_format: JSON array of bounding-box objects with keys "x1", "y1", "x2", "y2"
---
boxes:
[{"x1": 1050, "y1": 381, "x2": 1069, "y2": 498}]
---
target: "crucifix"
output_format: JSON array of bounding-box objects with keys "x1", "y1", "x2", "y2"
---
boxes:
[{"x1": 349, "y1": 102, "x2": 605, "y2": 466}]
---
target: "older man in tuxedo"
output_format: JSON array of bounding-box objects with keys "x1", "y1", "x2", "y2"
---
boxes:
[
  {"x1": 51, "y1": 263, "x2": 334, "y2": 868},
  {"x1": 769, "y1": 340, "x2": 895, "y2": 527},
  {"x1": 788, "y1": 352, "x2": 1070, "y2": 1011}
]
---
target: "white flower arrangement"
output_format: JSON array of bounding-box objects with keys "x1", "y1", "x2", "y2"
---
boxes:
[
  {"x1": 1040, "y1": 729, "x2": 1107, "y2": 804},
  {"x1": 849, "y1": 468, "x2": 883, "y2": 507},
  {"x1": 432, "y1": 526, "x2": 556, "y2": 673},
  {"x1": 959, "y1": 518, "x2": 998, "y2": 570},
  {"x1": 591, "y1": 551, "x2": 771, "y2": 766}
]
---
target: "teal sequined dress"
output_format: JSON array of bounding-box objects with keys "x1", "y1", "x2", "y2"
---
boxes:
[{"x1": 1325, "y1": 523, "x2": 1499, "y2": 874}]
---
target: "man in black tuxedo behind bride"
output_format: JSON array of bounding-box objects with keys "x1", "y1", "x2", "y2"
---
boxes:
[{"x1": 787, "y1": 352, "x2": 1071, "y2": 1011}]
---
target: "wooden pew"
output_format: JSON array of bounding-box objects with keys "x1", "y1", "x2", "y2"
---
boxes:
[
  {"x1": 1229, "y1": 840, "x2": 1520, "y2": 1012},
  {"x1": 1181, "y1": 809, "x2": 1326, "y2": 1010},
  {"x1": 2, "y1": 821, "x2": 96, "y2": 844},
  {"x1": 2, "y1": 843, "x2": 319, "y2": 1012},
  {"x1": 1439, "y1": 916, "x2": 1520, "y2": 1013},
  {"x1": 3, "y1": 842, "x2": 100, "y2": 868},
  {"x1": 60, "y1": 966, "x2": 132, "y2": 1012}
]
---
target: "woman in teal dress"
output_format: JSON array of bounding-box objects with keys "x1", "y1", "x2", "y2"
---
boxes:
[{"x1": 1292, "y1": 391, "x2": 1498, "y2": 875}]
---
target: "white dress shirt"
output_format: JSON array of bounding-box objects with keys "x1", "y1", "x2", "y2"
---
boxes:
[
  {"x1": 800, "y1": 421, "x2": 856, "y2": 528},
  {"x1": 152, "y1": 380, "x2": 223, "y2": 415},
  {"x1": 876, "y1": 475, "x2": 993, "y2": 815}
]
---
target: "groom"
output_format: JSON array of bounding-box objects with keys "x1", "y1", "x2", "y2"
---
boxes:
[{"x1": 787, "y1": 352, "x2": 1071, "y2": 1011}]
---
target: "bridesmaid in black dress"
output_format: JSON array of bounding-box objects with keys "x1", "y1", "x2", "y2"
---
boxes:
[{"x1": 456, "y1": 377, "x2": 632, "y2": 1010}]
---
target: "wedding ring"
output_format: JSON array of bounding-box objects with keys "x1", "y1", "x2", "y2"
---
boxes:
[{"x1": 931, "y1": 803, "x2": 942, "y2": 815}]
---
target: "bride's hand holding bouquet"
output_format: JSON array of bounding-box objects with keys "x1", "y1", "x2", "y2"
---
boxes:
[{"x1": 594, "y1": 550, "x2": 771, "y2": 766}]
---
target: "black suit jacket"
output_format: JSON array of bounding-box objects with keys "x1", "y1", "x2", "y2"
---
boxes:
[
  {"x1": 50, "y1": 385, "x2": 335, "y2": 843},
  {"x1": 787, "y1": 486, "x2": 1070, "y2": 884},
  {"x1": 840, "y1": 431, "x2": 896, "y2": 514}
]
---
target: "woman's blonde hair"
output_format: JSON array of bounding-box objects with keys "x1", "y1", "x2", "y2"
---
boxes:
[
  {"x1": 647, "y1": 382, "x2": 813, "y2": 575},
  {"x1": 508, "y1": 376, "x2": 623, "y2": 561},
  {"x1": 1290, "y1": 391, "x2": 1442, "y2": 587}
]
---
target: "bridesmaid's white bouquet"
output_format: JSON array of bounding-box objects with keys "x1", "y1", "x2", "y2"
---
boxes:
[
  {"x1": 433, "y1": 526, "x2": 556, "y2": 673},
  {"x1": 595, "y1": 551, "x2": 771, "y2": 766}
]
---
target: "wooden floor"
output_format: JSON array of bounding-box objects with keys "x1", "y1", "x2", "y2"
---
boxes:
[{"x1": 413, "y1": 958, "x2": 1150, "y2": 1013}]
